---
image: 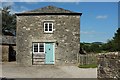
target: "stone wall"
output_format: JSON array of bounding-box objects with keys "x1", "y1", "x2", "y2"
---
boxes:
[
  {"x1": 0, "y1": 45, "x2": 2, "y2": 62},
  {"x1": 2, "y1": 45, "x2": 9, "y2": 62},
  {"x1": 98, "y1": 52, "x2": 120, "y2": 79},
  {"x1": 1, "y1": 45, "x2": 16, "y2": 62},
  {"x1": 16, "y1": 15, "x2": 80, "y2": 66}
]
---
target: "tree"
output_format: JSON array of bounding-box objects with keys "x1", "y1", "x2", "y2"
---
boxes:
[
  {"x1": 102, "y1": 40, "x2": 115, "y2": 52},
  {"x1": 90, "y1": 43, "x2": 101, "y2": 53},
  {"x1": 2, "y1": 6, "x2": 16, "y2": 35},
  {"x1": 103, "y1": 28, "x2": 120, "y2": 52},
  {"x1": 113, "y1": 28, "x2": 120, "y2": 51},
  {"x1": 80, "y1": 42, "x2": 102, "y2": 53},
  {"x1": 80, "y1": 28, "x2": 120, "y2": 53}
]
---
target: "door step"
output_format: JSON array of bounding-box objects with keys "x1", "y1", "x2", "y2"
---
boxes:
[
  {"x1": 33, "y1": 59, "x2": 44, "y2": 62},
  {"x1": 33, "y1": 58, "x2": 45, "y2": 65},
  {"x1": 33, "y1": 61, "x2": 45, "y2": 65}
]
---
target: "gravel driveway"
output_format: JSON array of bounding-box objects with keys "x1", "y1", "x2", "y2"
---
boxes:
[{"x1": 1, "y1": 62, "x2": 97, "y2": 78}]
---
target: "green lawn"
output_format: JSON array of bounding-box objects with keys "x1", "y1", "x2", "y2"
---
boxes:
[{"x1": 78, "y1": 64, "x2": 98, "y2": 68}]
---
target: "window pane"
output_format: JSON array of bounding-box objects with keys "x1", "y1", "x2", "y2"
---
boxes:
[
  {"x1": 49, "y1": 28, "x2": 52, "y2": 31},
  {"x1": 34, "y1": 44, "x2": 38, "y2": 52},
  {"x1": 34, "y1": 44, "x2": 38, "y2": 47},
  {"x1": 39, "y1": 43, "x2": 44, "y2": 52},
  {"x1": 34, "y1": 48, "x2": 38, "y2": 52},
  {"x1": 40, "y1": 44, "x2": 44, "y2": 47},
  {"x1": 49, "y1": 24, "x2": 52, "y2": 27},
  {"x1": 45, "y1": 23, "x2": 48, "y2": 31},
  {"x1": 49, "y1": 24, "x2": 52, "y2": 31},
  {"x1": 40, "y1": 48, "x2": 44, "y2": 52},
  {"x1": 45, "y1": 24, "x2": 48, "y2": 27},
  {"x1": 45, "y1": 28, "x2": 48, "y2": 31}
]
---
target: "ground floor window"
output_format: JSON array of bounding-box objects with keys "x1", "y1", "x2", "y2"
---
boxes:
[{"x1": 33, "y1": 43, "x2": 45, "y2": 53}]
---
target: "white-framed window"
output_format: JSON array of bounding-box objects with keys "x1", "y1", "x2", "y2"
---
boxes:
[
  {"x1": 33, "y1": 43, "x2": 45, "y2": 53},
  {"x1": 44, "y1": 22, "x2": 53, "y2": 33}
]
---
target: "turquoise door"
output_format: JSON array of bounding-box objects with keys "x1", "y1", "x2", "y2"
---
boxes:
[{"x1": 45, "y1": 43, "x2": 54, "y2": 64}]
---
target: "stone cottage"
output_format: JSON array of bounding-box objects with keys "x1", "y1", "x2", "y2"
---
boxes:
[
  {"x1": 16, "y1": 6, "x2": 82, "y2": 66},
  {"x1": 1, "y1": 31, "x2": 16, "y2": 62}
]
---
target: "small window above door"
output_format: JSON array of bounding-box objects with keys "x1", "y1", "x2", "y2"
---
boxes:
[{"x1": 44, "y1": 22, "x2": 53, "y2": 33}]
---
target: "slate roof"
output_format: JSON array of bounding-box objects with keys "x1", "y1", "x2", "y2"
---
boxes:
[
  {"x1": 28, "y1": 6, "x2": 76, "y2": 13},
  {"x1": 16, "y1": 5, "x2": 82, "y2": 16},
  {"x1": 0, "y1": 36, "x2": 16, "y2": 45}
]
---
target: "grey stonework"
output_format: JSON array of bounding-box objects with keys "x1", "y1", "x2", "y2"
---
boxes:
[
  {"x1": 2, "y1": 45, "x2": 9, "y2": 62},
  {"x1": 98, "y1": 52, "x2": 120, "y2": 79},
  {"x1": 2, "y1": 36, "x2": 16, "y2": 45},
  {"x1": 1, "y1": 36, "x2": 16, "y2": 62},
  {"x1": 16, "y1": 15, "x2": 80, "y2": 66},
  {"x1": 16, "y1": 6, "x2": 81, "y2": 66}
]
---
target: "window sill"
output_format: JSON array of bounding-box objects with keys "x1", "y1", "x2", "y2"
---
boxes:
[
  {"x1": 44, "y1": 31, "x2": 53, "y2": 34},
  {"x1": 33, "y1": 52, "x2": 45, "y2": 54}
]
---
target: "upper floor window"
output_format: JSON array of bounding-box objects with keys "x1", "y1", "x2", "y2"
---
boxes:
[{"x1": 44, "y1": 22, "x2": 53, "y2": 33}]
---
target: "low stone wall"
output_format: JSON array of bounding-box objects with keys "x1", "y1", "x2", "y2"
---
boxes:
[{"x1": 98, "y1": 52, "x2": 120, "y2": 79}]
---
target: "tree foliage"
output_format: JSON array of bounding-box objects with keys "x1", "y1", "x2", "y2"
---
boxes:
[
  {"x1": 80, "y1": 28, "x2": 120, "y2": 53},
  {"x1": 112, "y1": 28, "x2": 120, "y2": 51},
  {"x1": 80, "y1": 43, "x2": 102, "y2": 53},
  {"x1": 2, "y1": 6, "x2": 16, "y2": 34}
]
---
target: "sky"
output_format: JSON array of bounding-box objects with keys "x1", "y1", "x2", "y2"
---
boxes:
[
  {"x1": 1, "y1": 2, "x2": 119, "y2": 43},
  {"x1": 1, "y1": 0, "x2": 120, "y2": 2}
]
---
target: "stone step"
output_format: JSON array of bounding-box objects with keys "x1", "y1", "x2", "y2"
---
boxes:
[
  {"x1": 33, "y1": 61, "x2": 45, "y2": 65},
  {"x1": 33, "y1": 57, "x2": 45, "y2": 59},
  {"x1": 33, "y1": 54, "x2": 45, "y2": 58},
  {"x1": 33, "y1": 59, "x2": 45, "y2": 62}
]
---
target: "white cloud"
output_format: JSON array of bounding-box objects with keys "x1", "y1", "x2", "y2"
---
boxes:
[
  {"x1": 81, "y1": 31, "x2": 96, "y2": 34},
  {"x1": 10, "y1": 6, "x2": 29, "y2": 14},
  {"x1": 96, "y1": 15, "x2": 108, "y2": 19},
  {"x1": 3, "y1": 3, "x2": 29, "y2": 14},
  {"x1": 1, "y1": 2, "x2": 15, "y2": 14},
  {"x1": 81, "y1": 30, "x2": 106, "y2": 35},
  {"x1": 20, "y1": 6, "x2": 29, "y2": 12},
  {"x1": 25, "y1": 2, "x2": 38, "y2": 4},
  {"x1": 0, "y1": 5, "x2": 2, "y2": 9},
  {"x1": 9, "y1": 9, "x2": 21, "y2": 14},
  {"x1": 2, "y1": 2, "x2": 14, "y2": 7},
  {"x1": 0, "y1": 2, "x2": 2, "y2": 8}
]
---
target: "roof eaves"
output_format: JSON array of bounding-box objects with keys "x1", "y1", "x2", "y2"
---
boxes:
[{"x1": 15, "y1": 12, "x2": 82, "y2": 16}]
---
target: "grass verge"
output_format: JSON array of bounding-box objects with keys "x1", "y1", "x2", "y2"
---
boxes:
[{"x1": 78, "y1": 64, "x2": 97, "y2": 68}]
